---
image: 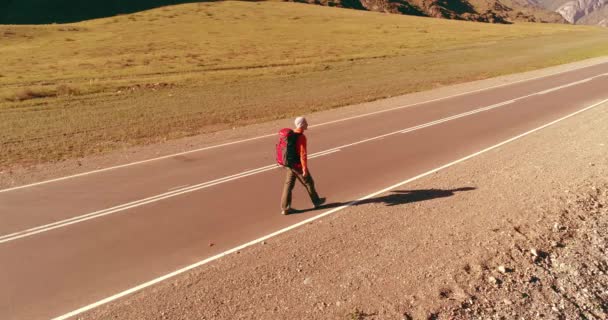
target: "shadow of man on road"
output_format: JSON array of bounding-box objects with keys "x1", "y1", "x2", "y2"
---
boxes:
[
  {"x1": 358, "y1": 187, "x2": 476, "y2": 207},
  {"x1": 291, "y1": 187, "x2": 476, "y2": 214}
]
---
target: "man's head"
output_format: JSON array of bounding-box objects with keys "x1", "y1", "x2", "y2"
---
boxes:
[{"x1": 294, "y1": 116, "x2": 308, "y2": 131}]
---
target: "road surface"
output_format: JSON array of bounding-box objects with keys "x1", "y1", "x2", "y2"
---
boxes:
[{"x1": 1, "y1": 62, "x2": 608, "y2": 319}]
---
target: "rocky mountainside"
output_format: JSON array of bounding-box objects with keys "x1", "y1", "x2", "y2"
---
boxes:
[
  {"x1": 291, "y1": 0, "x2": 566, "y2": 23},
  {"x1": 577, "y1": 4, "x2": 608, "y2": 25},
  {"x1": 536, "y1": 0, "x2": 608, "y2": 24}
]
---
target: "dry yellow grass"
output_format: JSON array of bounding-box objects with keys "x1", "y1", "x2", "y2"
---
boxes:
[{"x1": 1, "y1": 1, "x2": 607, "y2": 168}]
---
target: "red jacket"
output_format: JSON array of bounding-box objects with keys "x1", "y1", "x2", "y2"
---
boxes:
[{"x1": 293, "y1": 130, "x2": 308, "y2": 173}]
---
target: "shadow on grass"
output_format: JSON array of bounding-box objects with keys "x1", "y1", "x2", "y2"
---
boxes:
[
  {"x1": 290, "y1": 187, "x2": 476, "y2": 214},
  {"x1": 438, "y1": 0, "x2": 476, "y2": 15},
  {"x1": 0, "y1": 0, "x2": 221, "y2": 24}
]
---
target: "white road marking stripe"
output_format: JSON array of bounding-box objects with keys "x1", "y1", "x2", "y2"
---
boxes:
[
  {"x1": 168, "y1": 185, "x2": 189, "y2": 191},
  {"x1": 0, "y1": 165, "x2": 277, "y2": 243},
  {"x1": 2, "y1": 65, "x2": 606, "y2": 194},
  {"x1": 0, "y1": 164, "x2": 277, "y2": 241},
  {"x1": 51, "y1": 97, "x2": 608, "y2": 320},
  {"x1": 536, "y1": 77, "x2": 593, "y2": 95},
  {"x1": 309, "y1": 149, "x2": 341, "y2": 158},
  {"x1": 401, "y1": 100, "x2": 516, "y2": 134},
  {"x1": 2, "y1": 75, "x2": 605, "y2": 244}
]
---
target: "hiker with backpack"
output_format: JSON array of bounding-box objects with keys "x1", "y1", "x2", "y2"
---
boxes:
[{"x1": 276, "y1": 116, "x2": 325, "y2": 215}]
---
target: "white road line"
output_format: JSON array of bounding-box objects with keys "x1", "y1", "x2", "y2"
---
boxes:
[
  {"x1": 52, "y1": 97, "x2": 608, "y2": 320},
  {"x1": 400, "y1": 100, "x2": 516, "y2": 134},
  {"x1": 309, "y1": 149, "x2": 341, "y2": 158},
  {"x1": 0, "y1": 165, "x2": 278, "y2": 243},
  {"x1": 168, "y1": 185, "x2": 189, "y2": 191},
  {"x1": 2, "y1": 65, "x2": 606, "y2": 194},
  {"x1": 2, "y1": 74, "x2": 605, "y2": 244},
  {"x1": 536, "y1": 77, "x2": 593, "y2": 95}
]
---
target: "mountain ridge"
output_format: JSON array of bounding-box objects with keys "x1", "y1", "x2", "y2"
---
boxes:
[
  {"x1": 288, "y1": 0, "x2": 566, "y2": 23},
  {"x1": 0, "y1": 0, "x2": 565, "y2": 24},
  {"x1": 536, "y1": 0, "x2": 608, "y2": 25}
]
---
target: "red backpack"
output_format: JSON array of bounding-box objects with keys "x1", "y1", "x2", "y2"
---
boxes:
[{"x1": 276, "y1": 128, "x2": 300, "y2": 167}]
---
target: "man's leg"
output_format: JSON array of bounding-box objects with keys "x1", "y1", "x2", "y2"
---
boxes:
[
  {"x1": 281, "y1": 168, "x2": 297, "y2": 211},
  {"x1": 294, "y1": 169, "x2": 322, "y2": 206}
]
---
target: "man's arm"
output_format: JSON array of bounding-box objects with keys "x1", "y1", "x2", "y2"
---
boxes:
[{"x1": 299, "y1": 135, "x2": 308, "y2": 176}]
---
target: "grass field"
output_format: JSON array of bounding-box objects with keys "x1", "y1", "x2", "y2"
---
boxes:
[{"x1": 1, "y1": 1, "x2": 608, "y2": 169}]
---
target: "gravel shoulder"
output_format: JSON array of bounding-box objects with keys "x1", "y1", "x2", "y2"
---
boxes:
[{"x1": 76, "y1": 60, "x2": 608, "y2": 319}]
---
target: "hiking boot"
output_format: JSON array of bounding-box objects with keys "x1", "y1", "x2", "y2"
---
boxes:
[
  {"x1": 313, "y1": 197, "x2": 326, "y2": 209},
  {"x1": 281, "y1": 208, "x2": 295, "y2": 215}
]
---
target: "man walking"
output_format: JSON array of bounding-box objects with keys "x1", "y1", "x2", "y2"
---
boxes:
[{"x1": 281, "y1": 116, "x2": 325, "y2": 215}]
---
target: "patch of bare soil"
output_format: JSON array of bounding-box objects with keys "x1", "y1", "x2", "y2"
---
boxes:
[
  {"x1": 81, "y1": 70, "x2": 608, "y2": 318},
  {"x1": 440, "y1": 183, "x2": 608, "y2": 320}
]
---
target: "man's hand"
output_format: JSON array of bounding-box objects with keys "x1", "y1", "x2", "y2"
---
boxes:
[{"x1": 302, "y1": 169, "x2": 308, "y2": 177}]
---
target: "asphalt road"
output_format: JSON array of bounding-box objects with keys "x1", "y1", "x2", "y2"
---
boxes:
[{"x1": 1, "y1": 62, "x2": 608, "y2": 319}]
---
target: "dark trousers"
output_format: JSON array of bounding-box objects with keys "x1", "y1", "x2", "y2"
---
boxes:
[{"x1": 281, "y1": 167, "x2": 320, "y2": 210}]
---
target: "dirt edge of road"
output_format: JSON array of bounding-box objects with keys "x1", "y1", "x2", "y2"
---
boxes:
[
  {"x1": 77, "y1": 87, "x2": 608, "y2": 316},
  {"x1": 2, "y1": 56, "x2": 608, "y2": 191}
]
